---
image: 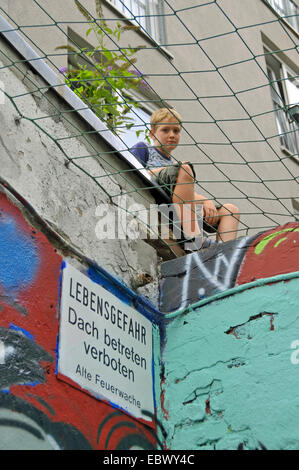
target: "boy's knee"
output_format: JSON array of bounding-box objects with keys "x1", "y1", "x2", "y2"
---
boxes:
[
  {"x1": 178, "y1": 164, "x2": 194, "y2": 181},
  {"x1": 221, "y1": 203, "x2": 240, "y2": 218}
]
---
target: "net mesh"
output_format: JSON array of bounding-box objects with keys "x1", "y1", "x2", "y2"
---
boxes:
[{"x1": 0, "y1": 0, "x2": 298, "y2": 258}]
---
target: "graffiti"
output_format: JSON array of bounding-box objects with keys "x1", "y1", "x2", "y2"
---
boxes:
[
  {"x1": 237, "y1": 223, "x2": 299, "y2": 285},
  {"x1": 160, "y1": 234, "x2": 258, "y2": 312},
  {"x1": 0, "y1": 326, "x2": 52, "y2": 390},
  {"x1": 160, "y1": 222, "x2": 299, "y2": 313},
  {"x1": 96, "y1": 410, "x2": 157, "y2": 450},
  {"x1": 254, "y1": 228, "x2": 299, "y2": 255},
  {"x1": 0, "y1": 214, "x2": 39, "y2": 292},
  {"x1": 0, "y1": 190, "x2": 157, "y2": 449}
]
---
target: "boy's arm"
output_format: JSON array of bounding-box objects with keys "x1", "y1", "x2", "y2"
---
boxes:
[
  {"x1": 195, "y1": 192, "x2": 219, "y2": 225},
  {"x1": 149, "y1": 156, "x2": 176, "y2": 175},
  {"x1": 148, "y1": 166, "x2": 167, "y2": 175}
]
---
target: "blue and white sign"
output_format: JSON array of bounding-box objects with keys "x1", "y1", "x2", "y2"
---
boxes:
[{"x1": 57, "y1": 262, "x2": 154, "y2": 422}]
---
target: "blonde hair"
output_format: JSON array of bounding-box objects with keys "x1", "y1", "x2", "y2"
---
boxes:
[{"x1": 150, "y1": 108, "x2": 182, "y2": 129}]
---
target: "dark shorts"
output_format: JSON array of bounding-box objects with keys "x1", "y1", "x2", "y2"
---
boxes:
[
  {"x1": 155, "y1": 162, "x2": 220, "y2": 234},
  {"x1": 155, "y1": 162, "x2": 196, "y2": 198}
]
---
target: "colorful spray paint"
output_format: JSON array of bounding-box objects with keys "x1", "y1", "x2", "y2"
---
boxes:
[{"x1": 0, "y1": 190, "x2": 158, "y2": 450}]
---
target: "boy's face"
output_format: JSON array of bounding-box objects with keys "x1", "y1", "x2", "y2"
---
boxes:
[{"x1": 149, "y1": 119, "x2": 181, "y2": 155}]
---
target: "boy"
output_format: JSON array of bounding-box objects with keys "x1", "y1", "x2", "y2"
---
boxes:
[{"x1": 131, "y1": 108, "x2": 240, "y2": 251}]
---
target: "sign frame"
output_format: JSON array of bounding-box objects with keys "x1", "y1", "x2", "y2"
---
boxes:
[{"x1": 56, "y1": 261, "x2": 156, "y2": 425}]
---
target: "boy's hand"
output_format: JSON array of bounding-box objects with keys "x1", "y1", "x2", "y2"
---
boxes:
[
  {"x1": 148, "y1": 167, "x2": 166, "y2": 176},
  {"x1": 203, "y1": 200, "x2": 219, "y2": 227}
]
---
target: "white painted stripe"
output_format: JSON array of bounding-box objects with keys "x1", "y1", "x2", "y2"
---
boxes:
[{"x1": 0, "y1": 340, "x2": 5, "y2": 365}]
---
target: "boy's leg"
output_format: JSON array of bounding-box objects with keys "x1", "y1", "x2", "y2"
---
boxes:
[
  {"x1": 216, "y1": 204, "x2": 240, "y2": 242},
  {"x1": 156, "y1": 164, "x2": 240, "y2": 244},
  {"x1": 172, "y1": 164, "x2": 202, "y2": 239},
  {"x1": 193, "y1": 195, "x2": 240, "y2": 242}
]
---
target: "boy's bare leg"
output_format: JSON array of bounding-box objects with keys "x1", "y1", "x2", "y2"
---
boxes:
[
  {"x1": 194, "y1": 193, "x2": 219, "y2": 227},
  {"x1": 151, "y1": 165, "x2": 240, "y2": 244},
  {"x1": 193, "y1": 192, "x2": 240, "y2": 242},
  {"x1": 172, "y1": 164, "x2": 202, "y2": 239},
  {"x1": 216, "y1": 204, "x2": 240, "y2": 242}
]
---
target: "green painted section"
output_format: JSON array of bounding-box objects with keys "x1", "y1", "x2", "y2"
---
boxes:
[
  {"x1": 160, "y1": 275, "x2": 299, "y2": 450},
  {"x1": 152, "y1": 321, "x2": 163, "y2": 445},
  {"x1": 254, "y1": 228, "x2": 299, "y2": 255}
]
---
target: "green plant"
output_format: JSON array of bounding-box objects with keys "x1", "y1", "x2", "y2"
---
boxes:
[{"x1": 56, "y1": 0, "x2": 149, "y2": 138}]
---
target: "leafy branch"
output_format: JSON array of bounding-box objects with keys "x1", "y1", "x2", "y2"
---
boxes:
[{"x1": 56, "y1": 0, "x2": 149, "y2": 139}]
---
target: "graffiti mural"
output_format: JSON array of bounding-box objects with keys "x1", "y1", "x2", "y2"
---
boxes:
[
  {"x1": 0, "y1": 190, "x2": 157, "y2": 450},
  {"x1": 237, "y1": 224, "x2": 299, "y2": 285},
  {"x1": 160, "y1": 222, "x2": 299, "y2": 312}
]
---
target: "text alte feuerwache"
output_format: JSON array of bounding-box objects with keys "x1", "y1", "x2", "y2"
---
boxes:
[{"x1": 76, "y1": 364, "x2": 141, "y2": 408}]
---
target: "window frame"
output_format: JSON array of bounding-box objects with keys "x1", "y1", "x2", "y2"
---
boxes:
[
  {"x1": 265, "y1": 0, "x2": 299, "y2": 33},
  {"x1": 105, "y1": 0, "x2": 166, "y2": 46},
  {"x1": 265, "y1": 48, "x2": 299, "y2": 159}
]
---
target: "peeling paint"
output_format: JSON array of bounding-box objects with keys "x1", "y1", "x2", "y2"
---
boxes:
[{"x1": 159, "y1": 229, "x2": 299, "y2": 450}]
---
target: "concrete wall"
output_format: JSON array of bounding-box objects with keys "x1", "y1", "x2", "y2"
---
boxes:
[
  {"x1": 158, "y1": 223, "x2": 299, "y2": 450},
  {"x1": 0, "y1": 32, "x2": 162, "y2": 299}
]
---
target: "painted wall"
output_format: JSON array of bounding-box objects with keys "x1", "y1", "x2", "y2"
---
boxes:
[
  {"x1": 2, "y1": 184, "x2": 299, "y2": 451},
  {"x1": 0, "y1": 189, "x2": 159, "y2": 450},
  {"x1": 158, "y1": 223, "x2": 299, "y2": 450},
  {"x1": 160, "y1": 222, "x2": 299, "y2": 312}
]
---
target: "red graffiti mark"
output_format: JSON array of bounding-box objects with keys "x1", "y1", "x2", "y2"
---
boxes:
[
  {"x1": 237, "y1": 222, "x2": 299, "y2": 286},
  {"x1": 205, "y1": 397, "x2": 211, "y2": 415},
  {"x1": 0, "y1": 192, "x2": 62, "y2": 353},
  {"x1": 160, "y1": 376, "x2": 169, "y2": 421},
  {"x1": 270, "y1": 314, "x2": 275, "y2": 331}
]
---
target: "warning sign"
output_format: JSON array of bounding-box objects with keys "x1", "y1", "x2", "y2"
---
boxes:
[{"x1": 57, "y1": 262, "x2": 154, "y2": 422}]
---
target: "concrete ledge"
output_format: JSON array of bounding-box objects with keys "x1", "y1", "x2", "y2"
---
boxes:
[{"x1": 159, "y1": 222, "x2": 299, "y2": 313}]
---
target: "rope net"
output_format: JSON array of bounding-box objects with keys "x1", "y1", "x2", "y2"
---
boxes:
[{"x1": 0, "y1": 0, "x2": 298, "y2": 258}]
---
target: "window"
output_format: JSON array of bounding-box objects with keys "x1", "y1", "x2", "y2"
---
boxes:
[
  {"x1": 266, "y1": 0, "x2": 299, "y2": 32},
  {"x1": 120, "y1": 103, "x2": 151, "y2": 148},
  {"x1": 265, "y1": 49, "x2": 299, "y2": 156},
  {"x1": 107, "y1": 0, "x2": 165, "y2": 44}
]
